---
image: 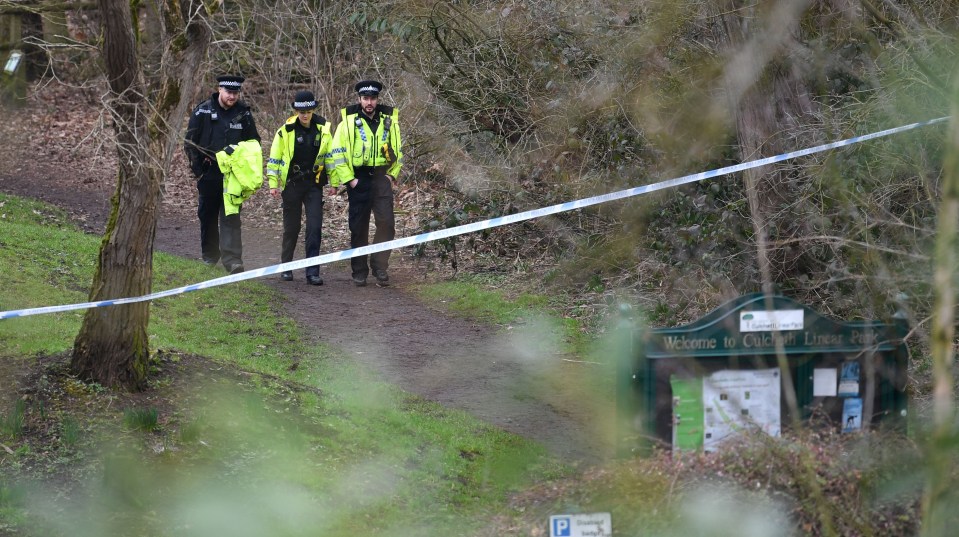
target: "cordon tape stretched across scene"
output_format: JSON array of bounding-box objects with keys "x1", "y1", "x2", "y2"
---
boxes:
[{"x1": 0, "y1": 116, "x2": 948, "y2": 320}]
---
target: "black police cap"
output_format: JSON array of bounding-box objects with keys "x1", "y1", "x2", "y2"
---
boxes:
[
  {"x1": 354, "y1": 80, "x2": 383, "y2": 96},
  {"x1": 217, "y1": 75, "x2": 245, "y2": 91},
  {"x1": 292, "y1": 90, "x2": 317, "y2": 110}
]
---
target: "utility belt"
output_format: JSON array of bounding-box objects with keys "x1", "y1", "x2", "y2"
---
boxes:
[
  {"x1": 287, "y1": 164, "x2": 324, "y2": 185},
  {"x1": 353, "y1": 165, "x2": 389, "y2": 179}
]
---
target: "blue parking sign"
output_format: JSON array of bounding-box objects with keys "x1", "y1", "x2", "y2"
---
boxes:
[{"x1": 549, "y1": 513, "x2": 612, "y2": 537}]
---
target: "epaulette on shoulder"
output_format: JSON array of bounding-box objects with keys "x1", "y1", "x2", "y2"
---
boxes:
[{"x1": 193, "y1": 98, "x2": 213, "y2": 112}]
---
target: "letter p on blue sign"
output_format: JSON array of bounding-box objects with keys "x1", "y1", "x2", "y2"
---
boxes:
[
  {"x1": 551, "y1": 516, "x2": 571, "y2": 536},
  {"x1": 549, "y1": 512, "x2": 612, "y2": 537}
]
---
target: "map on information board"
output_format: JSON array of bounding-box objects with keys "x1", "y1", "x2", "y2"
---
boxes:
[{"x1": 703, "y1": 368, "x2": 781, "y2": 453}]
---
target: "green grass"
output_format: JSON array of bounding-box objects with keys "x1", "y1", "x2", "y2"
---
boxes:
[
  {"x1": 0, "y1": 198, "x2": 96, "y2": 355},
  {"x1": 59, "y1": 416, "x2": 80, "y2": 447},
  {"x1": 0, "y1": 400, "x2": 26, "y2": 440},
  {"x1": 122, "y1": 407, "x2": 159, "y2": 431},
  {"x1": 0, "y1": 193, "x2": 568, "y2": 536},
  {"x1": 0, "y1": 479, "x2": 26, "y2": 532},
  {"x1": 410, "y1": 273, "x2": 599, "y2": 356},
  {"x1": 412, "y1": 274, "x2": 549, "y2": 325}
]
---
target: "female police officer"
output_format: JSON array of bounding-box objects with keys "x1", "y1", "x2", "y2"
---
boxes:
[{"x1": 266, "y1": 90, "x2": 333, "y2": 285}]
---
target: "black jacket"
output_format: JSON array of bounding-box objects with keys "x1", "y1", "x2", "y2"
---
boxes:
[{"x1": 184, "y1": 93, "x2": 261, "y2": 178}]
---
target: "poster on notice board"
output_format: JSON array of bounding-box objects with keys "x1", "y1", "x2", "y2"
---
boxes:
[{"x1": 837, "y1": 361, "x2": 860, "y2": 397}]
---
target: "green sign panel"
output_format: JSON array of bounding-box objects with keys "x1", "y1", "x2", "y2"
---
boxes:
[
  {"x1": 643, "y1": 294, "x2": 904, "y2": 358},
  {"x1": 670, "y1": 376, "x2": 704, "y2": 451}
]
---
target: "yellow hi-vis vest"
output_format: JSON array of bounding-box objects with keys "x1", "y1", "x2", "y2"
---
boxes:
[
  {"x1": 328, "y1": 104, "x2": 403, "y2": 187},
  {"x1": 266, "y1": 115, "x2": 333, "y2": 189}
]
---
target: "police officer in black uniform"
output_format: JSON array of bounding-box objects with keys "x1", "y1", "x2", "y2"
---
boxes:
[{"x1": 184, "y1": 74, "x2": 261, "y2": 274}]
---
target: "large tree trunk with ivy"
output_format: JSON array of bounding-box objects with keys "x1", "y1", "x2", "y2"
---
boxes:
[{"x1": 71, "y1": 0, "x2": 211, "y2": 391}]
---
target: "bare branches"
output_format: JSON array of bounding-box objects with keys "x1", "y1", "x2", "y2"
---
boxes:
[{"x1": 0, "y1": 2, "x2": 96, "y2": 15}]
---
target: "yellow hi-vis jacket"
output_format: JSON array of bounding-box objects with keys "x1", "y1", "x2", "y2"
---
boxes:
[
  {"x1": 216, "y1": 139, "x2": 263, "y2": 215},
  {"x1": 328, "y1": 103, "x2": 403, "y2": 187},
  {"x1": 266, "y1": 115, "x2": 333, "y2": 189}
]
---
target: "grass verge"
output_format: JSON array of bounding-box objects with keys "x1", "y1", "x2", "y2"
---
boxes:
[
  {"x1": 410, "y1": 273, "x2": 597, "y2": 356},
  {"x1": 0, "y1": 193, "x2": 568, "y2": 536}
]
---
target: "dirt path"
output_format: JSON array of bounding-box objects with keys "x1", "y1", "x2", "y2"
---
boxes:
[{"x1": 0, "y1": 98, "x2": 614, "y2": 463}]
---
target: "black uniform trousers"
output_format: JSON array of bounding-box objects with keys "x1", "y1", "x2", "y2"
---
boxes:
[
  {"x1": 197, "y1": 173, "x2": 243, "y2": 270},
  {"x1": 346, "y1": 166, "x2": 395, "y2": 280},
  {"x1": 281, "y1": 178, "x2": 324, "y2": 278}
]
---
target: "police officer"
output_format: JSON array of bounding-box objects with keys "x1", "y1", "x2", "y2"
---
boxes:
[
  {"x1": 266, "y1": 90, "x2": 332, "y2": 286},
  {"x1": 184, "y1": 74, "x2": 261, "y2": 274},
  {"x1": 328, "y1": 80, "x2": 403, "y2": 287}
]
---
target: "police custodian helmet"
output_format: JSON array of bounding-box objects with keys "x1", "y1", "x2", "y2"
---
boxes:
[
  {"x1": 292, "y1": 90, "x2": 317, "y2": 110},
  {"x1": 354, "y1": 80, "x2": 383, "y2": 96},
  {"x1": 217, "y1": 74, "x2": 245, "y2": 91}
]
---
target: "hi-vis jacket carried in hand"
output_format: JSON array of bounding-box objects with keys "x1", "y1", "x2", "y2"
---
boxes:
[
  {"x1": 327, "y1": 104, "x2": 403, "y2": 187},
  {"x1": 217, "y1": 139, "x2": 263, "y2": 215},
  {"x1": 267, "y1": 115, "x2": 333, "y2": 189}
]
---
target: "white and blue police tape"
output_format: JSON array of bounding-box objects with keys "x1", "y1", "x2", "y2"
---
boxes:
[{"x1": 0, "y1": 116, "x2": 947, "y2": 320}]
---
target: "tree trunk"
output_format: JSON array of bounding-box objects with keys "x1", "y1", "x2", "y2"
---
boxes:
[
  {"x1": 716, "y1": 4, "x2": 840, "y2": 536},
  {"x1": 716, "y1": 0, "x2": 815, "y2": 293},
  {"x1": 71, "y1": 0, "x2": 210, "y2": 391},
  {"x1": 145, "y1": 0, "x2": 213, "y2": 177}
]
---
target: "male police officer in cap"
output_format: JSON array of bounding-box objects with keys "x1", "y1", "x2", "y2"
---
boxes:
[
  {"x1": 328, "y1": 80, "x2": 403, "y2": 286},
  {"x1": 266, "y1": 90, "x2": 333, "y2": 285},
  {"x1": 184, "y1": 74, "x2": 261, "y2": 274}
]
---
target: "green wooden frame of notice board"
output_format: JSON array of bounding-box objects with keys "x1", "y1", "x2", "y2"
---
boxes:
[{"x1": 617, "y1": 293, "x2": 909, "y2": 453}]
